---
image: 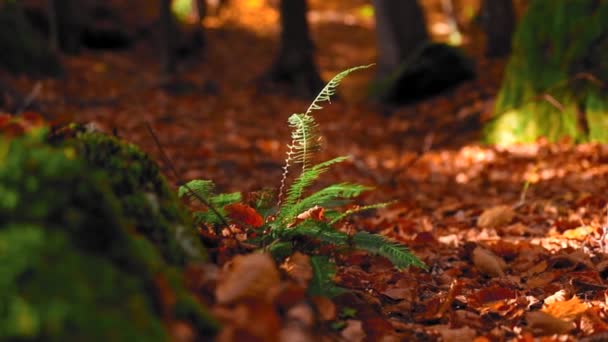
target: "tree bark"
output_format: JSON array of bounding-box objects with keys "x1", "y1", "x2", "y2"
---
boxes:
[
  {"x1": 372, "y1": 0, "x2": 429, "y2": 80},
  {"x1": 266, "y1": 0, "x2": 323, "y2": 98},
  {"x1": 481, "y1": 0, "x2": 515, "y2": 57},
  {"x1": 160, "y1": 0, "x2": 176, "y2": 75}
]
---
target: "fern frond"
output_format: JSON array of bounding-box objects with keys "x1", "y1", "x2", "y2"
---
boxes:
[
  {"x1": 282, "y1": 220, "x2": 349, "y2": 246},
  {"x1": 328, "y1": 202, "x2": 394, "y2": 225},
  {"x1": 305, "y1": 64, "x2": 374, "y2": 116},
  {"x1": 308, "y1": 256, "x2": 347, "y2": 297},
  {"x1": 279, "y1": 156, "x2": 349, "y2": 222},
  {"x1": 353, "y1": 232, "x2": 427, "y2": 270},
  {"x1": 178, "y1": 179, "x2": 215, "y2": 201},
  {"x1": 280, "y1": 183, "x2": 371, "y2": 224},
  {"x1": 210, "y1": 192, "x2": 241, "y2": 208}
]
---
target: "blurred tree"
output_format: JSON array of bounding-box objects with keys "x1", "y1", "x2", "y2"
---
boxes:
[
  {"x1": 264, "y1": 0, "x2": 324, "y2": 98},
  {"x1": 49, "y1": 0, "x2": 81, "y2": 54},
  {"x1": 480, "y1": 0, "x2": 515, "y2": 57},
  {"x1": 484, "y1": 0, "x2": 608, "y2": 144},
  {"x1": 372, "y1": 0, "x2": 428, "y2": 81},
  {"x1": 160, "y1": 0, "x2": 177, "y2": 74},
  {"x1": 370, "y1": 0, "x2": 474, "y2": 105}
]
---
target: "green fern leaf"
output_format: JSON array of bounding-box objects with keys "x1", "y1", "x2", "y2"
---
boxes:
[
  {"x1": 178, "y1": 179, "x2": 215, "y2": 201},
  {"x1": 281, "y1": 183, "x2": 371, "y2": 224},
  {"x1": 209, "y1": 192, "x2": 241, "y2": 208},
  {"x1": 282, "y1": 220, "x2": 349, "y2": 246},
  {"x1": 308, "y1": 256, "x2": 347, "y2": 298},
  {"x1": 353, "y1": 232, "x2": 426, "y2": 270},
  {"x1": 280, "y1": 156, "x2": 349, "y2": 217},
  {"x1": 305, "y1": 64, "x2": 374, "y2": 116}
]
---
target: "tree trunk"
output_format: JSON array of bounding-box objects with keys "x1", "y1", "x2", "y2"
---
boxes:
[
  {"x1": 481, "y1": 0, "x2": 515, "y2": 57},
  {"x1": 49, "y1": 0, "x2": 81, "y2": 54},
  {"x1": 372, "y1": 0, "x2": 429, "y2": 80},
  {"x1": 266, "y1": 0, "x2": 323, "y2": 98},
  {"x1": 484, "y1": 0, "x2": 608, "y2": 144},
  {"x1": 160, "y1": 0, "x2": 176, "y2": 75}
]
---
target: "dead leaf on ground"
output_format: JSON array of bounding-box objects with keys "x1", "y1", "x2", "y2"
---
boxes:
[
  {"x1": 477, "y1": 205, "x2": 515, "y2": 228},
  {"x1": 216, "y1": 253, "x2": 281, "y2": 304},
  {"x1": 342, "y1": 320, "x2": 366, "y2": 342},
  {"x1": 542, "y1": 295, "x2": 588, "y2": 321},
  {"x1": 472, "y1": 246, "x2": 507, "y2": 277},
  {"x1": 432, "y1": 325, "x2": 477, "y2": 342},
  {"x1": 526, "y1": 311, "x2": 575, "y2": 335},
  {"x1": 281, "y1": 252, "x2": 313, "y2": 287}
]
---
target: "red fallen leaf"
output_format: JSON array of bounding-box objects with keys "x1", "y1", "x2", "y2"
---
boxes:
[
  {"x1": 225, "y1": 203, "x2": 264, "y2": 228},
  {"x1": 20, "y1": 111, "x2": 45, "y2": 127},
  {"x1": 470, "y1": 285, "x2": 517, "y2": 307},
  {"x1": 0, "y1": 113, "x2": 11, "y2": 127},
  {"x1": 0, "y1": 121, "x2": 25, "y2": 137}
]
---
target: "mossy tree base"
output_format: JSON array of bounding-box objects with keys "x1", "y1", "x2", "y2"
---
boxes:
[{"x1": 484, "y1": 1, "x2": 608, "y2": 145}]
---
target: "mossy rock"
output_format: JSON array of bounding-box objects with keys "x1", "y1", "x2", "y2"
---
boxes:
[
  {"x1": 0, "y1": 2, "x2": 62, "y2": 76},
  {"x1": 73, "y1": 131, "x2": 205, "y2": 266},
  {"x1": 370, "y1": 42, "x2": 475, "y2": 105},
  {"x1": 484, "y1": 0, "x2": 608, "y2": 144},
  {"x1": 0, "y1": 133, "x2": 218, "y2": 340}
]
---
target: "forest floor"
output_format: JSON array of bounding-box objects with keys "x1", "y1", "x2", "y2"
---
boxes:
[{"x1": 7, "y1": 0, "x2": 608, "y2": 341}]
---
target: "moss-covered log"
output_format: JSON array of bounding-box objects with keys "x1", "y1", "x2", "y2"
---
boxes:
[
  {"x1": 0, "y1": 132, "x2": 218, "y2": 340},
  {"x1": 484, "y1": 0, "x2": 608, "y2": 144}
]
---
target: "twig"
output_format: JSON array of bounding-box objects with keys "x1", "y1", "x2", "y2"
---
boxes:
[
  {"x1": 17, "y1": 81, "x2": 42, "y2": 114},
  {"x1": 144, "y1": 121, "x2": 241, "y2": 246}
]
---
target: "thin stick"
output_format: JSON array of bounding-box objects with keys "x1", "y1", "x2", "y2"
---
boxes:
[{"x1": 144, "y1": 121, "x2": 232, "y2": 231}]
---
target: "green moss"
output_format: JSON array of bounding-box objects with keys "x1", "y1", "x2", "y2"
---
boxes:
[
  {"x1": 0, "y1": 133, "x2": 218, "y2": 340},
  {"x1": 484, "y1": 0, "x2": 608, "y2": 144},
  {"x1": 73, "y1": 132, "x2": 206, "y2": 265}
]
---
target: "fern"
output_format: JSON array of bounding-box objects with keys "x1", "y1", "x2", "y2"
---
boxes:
[
  {"x1": 353, "y1": 232, "x2": 427, "y2": 270},
  {"x1": 279, "y1": 156, "x2": 349, "y2": 216},
  {"x1": 281, "y1": 220, "x2": 349, "y2": 246},
  {"x1": 308, "y1": 256, "x2": 346, "y2": 298},
  {"x1": 304, "y1": 64, "x2": 374, "y2": 116},
  {"x1": 179, "y1": 180, "x2": 241, "y2": 225},
  {"x1": 279, "y1": 183, "x2": 371, "y2": 225},
  {"x1": 178, "y1": 179, "x2": 215, "y2": 201},
  {"x1": 277, "y1": 65, "x2": 374, "y2": 205}
]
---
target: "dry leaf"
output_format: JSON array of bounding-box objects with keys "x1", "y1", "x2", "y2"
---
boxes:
[
  {"x1": 543, "y1": 289, "x2": 568, "y2": 306},
  {"x1": 225, "y1": 203, "x2": 264, "y2": 228},
  {"x1": 472, "y1": 246, "x2": 506, "y2": 277},
  {"x1": 281, "y1": 252, "x2": 313, "y2": 287},
  {"x1": 216, "y1": 253, "x2": 280, "y2": 304},
  {"x1": 562, "y1": 226, "x2": 594, "y2": 240},
  {"x1": 542, "y1": 295, "x2": 588, "y2": 321},
  {"x1": 477, "y1": 205, "x2": 514, "y2": 228},
  {"x1": 311, "y1": 296, "x2": 337, "y2": 321},
  {"x1": 341, "y1": 320, "x2": 366, "y2": 342},
  {"x1": 434, "y1": 325, "x2": 477, "y2": 342},
  {"x1": 526, "y1": 311, "x2": 575, "y2": 335}
]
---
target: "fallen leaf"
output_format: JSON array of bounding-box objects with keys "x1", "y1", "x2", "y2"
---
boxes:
[
  {"x1": 341, "y1": 320, "x2": 366, "y2": 342},
  {"x1": 542, "y1": 295, "x2": 588, "y2": 321},
  {"x1": 526, "y1": 311, "x2": 575, "y2": 335},
  {"x1": 281, "y1": 252, "x2": 313, "y2": 287},
  {"x1": 311, "y1": 296, "x2": 337, "y2": 321},
  {"x1": 216, "y1": 253, "x2": 280, "y2": 304},
  {"x1": 225, "y1": 203, "x2": 264, "y2": 228},
  {"x1": 472, "y1": 246, "x2": 506, "y2": 277},
  {"x1": 477, "y1": 205, "x2": 514, "y2": 228},
  {"x1": 433, "y1": 325, "x2": 477, "y2": 342}
]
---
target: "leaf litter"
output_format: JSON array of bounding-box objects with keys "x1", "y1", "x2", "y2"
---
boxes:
[{"x1": 4, "y1": 0, "x2": 608, "y2": 340}]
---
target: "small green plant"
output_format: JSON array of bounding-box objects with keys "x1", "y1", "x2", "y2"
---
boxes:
[{"x1": 180, "y1": 65, "x2": 426, "y2": 296}]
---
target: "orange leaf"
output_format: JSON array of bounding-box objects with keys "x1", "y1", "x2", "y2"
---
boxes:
[{"x1": 225, "y1": 203, "x2": 264, "y2": 228}]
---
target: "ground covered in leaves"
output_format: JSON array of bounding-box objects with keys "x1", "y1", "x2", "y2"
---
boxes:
[{"x1": 5, "y1": 0, "x2": 608, "y2": 341}]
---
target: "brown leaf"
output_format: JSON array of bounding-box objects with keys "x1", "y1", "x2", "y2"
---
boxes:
[
  {"x1": 433, "y1": 325, "x2": 477, "y2": 342},
  {"x1": 225, "y1": 203, "x2": 264, "y2": 228},
  {"x1": 542, "y1": 295, "x2": 588, "y2": 321},
  {"x1": 215, "y1": 253, "x2": 280, "y2": 304},
  {"x1": 477, "y1": 205, "x2": 514, "y2": 228},
  {"x1": 526, "y1": 311, "x2": 575, "y2": 335},
  {"x1": 281, "y1": 252, "x2": 313, "y2": 287},
  {"x1": 341, "y1": 320, "x2": 366, "y2": 342},
  {"x1": 311, "y1": 296, "x2": 336, "y2": 321},
  {"x1": 472, "y1": 246, "x2": 506, "y2": 277}
]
